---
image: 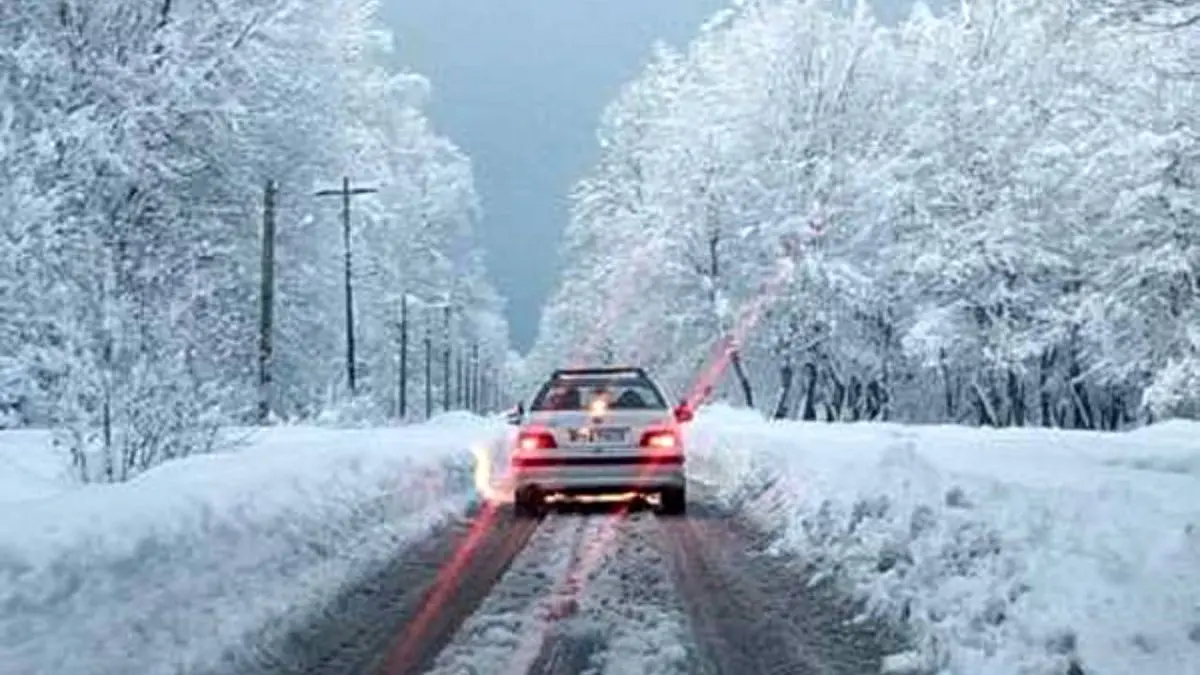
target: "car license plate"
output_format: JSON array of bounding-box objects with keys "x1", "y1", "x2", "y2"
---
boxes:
[{"x1": 569, "y1": 427, "x2": 628, "y2": 443}]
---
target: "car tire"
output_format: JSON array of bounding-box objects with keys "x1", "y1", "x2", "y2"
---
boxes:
[
  {"x1": 660, "y1": 486, "x2": 687, "y2": 516},
  {"x1": 514, "y1": 487, "x2": 542, "y2": 518}
]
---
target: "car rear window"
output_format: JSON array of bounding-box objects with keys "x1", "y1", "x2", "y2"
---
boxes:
[{"x1": 530, "y1": 376, "x2": 667, "y2": 411}]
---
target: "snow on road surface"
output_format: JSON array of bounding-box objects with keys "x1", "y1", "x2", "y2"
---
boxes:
[
  {"x1": 421, "y1": 514, "x2": 595, "y2": 674},
  {"x1": 0, "y1": 415, "x2": 497, "y2": 675},
  {"x1": 427, "y1": 511, "x2": 692, "y2": 675},
  {"x1": 687, "y1": 405, "x2": 1200, "y2": 675}
]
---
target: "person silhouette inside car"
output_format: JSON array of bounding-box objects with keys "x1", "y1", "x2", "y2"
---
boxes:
[
  {"x1": 614, "y1": 388, "x2": 648, "y2": 409},
  {"x1": 546, "y1": 385, "x2": 581, "y2": 410}
]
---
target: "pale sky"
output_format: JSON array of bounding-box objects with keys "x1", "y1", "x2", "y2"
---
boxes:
[{"x1": 381, "y1": 0, "x2": 940, "y2": 350}]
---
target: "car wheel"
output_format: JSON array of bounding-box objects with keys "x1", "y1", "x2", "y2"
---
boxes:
[
  {"x1": 514, "y1": 487, "x2": 542, "y2": 518},
  {"x1": 660, "y1": 486, "x2": 686, "y2": 516}
]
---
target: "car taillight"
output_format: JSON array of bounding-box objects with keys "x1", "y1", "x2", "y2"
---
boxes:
[
  {"x1": 639, "y1": 429, "x2": 678, "y2": 450},
  {"x1": 516, "y1": 429, "x2": 558, "y2": 452}
]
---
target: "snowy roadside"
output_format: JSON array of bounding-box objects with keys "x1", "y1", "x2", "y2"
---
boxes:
[
  {"x1": 687, "y1": 405, "x2": 1200, "y2": 675},
  {"x1": 0, "y1": 415, "x2": 501, "y2": 675}
]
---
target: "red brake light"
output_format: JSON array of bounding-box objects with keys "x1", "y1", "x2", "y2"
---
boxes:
[
  {"x1": 673, "y1": 404, "x2": 694, "y2": 423},
  {"x1": 516, "y1": 429, "x2": 557, "y2": 452},
  {"x1": 639, "y1": 429, "x2": 678, "y2": 450}
]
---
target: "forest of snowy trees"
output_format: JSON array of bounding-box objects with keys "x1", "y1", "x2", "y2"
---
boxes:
[
  {"x1": 0, "y1": 0, "x2": 512, "y2": 480},
  {"x1": 528, "y1": 0, "x2": 1199, "y2": 428}
]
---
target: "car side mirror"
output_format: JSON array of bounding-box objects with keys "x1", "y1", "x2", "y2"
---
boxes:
[
  {"x1": 673, "y1": 401, "x2": 694, "y2": 423},
  {"x1": 505, "y1": 401, "x2": 525, "y2": 425}
]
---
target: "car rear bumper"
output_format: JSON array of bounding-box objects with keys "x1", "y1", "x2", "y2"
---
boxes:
[{"x1": 512, "y1": 454, "x2": 685, "y2": 495}]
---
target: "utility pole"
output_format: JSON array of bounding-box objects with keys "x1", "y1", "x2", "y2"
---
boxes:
[
  {"x1": 257, "y1": 179, "x2": 277, "y2": 424},
  {"x1": 469, "y1": 342, "x2": 479, "y2": 413},
  {"x1": 492, "y1": 369, "x2": 502, "y2": 413},
  {"x1": 472, "y1": 365, "x2": 482, "y2": 413},
  {"x1": 398, "y1": 293, "x2": 408, "y2": 420},
  {"x1": 442, "y1": 304, "x2": 451, "y2": 412},
  {"x1": 423, "y1": 319, "x2": 433, "y2": 420},
  {"x1": 472, "y1": 362, "x2": 482, "y2": 410},
  {"x1": 314, "y1": 177, "x2": 377, "y2": 397},
  {"x1": 455, "y1": 352, "x2": 464, "y2": 409},
  {"x1": 461, "y1": 355, "x2": 469, "y2": 412}
]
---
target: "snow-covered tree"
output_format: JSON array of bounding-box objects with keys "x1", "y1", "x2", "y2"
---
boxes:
[
  {"x1": 0, "y1": 0, "x2": 510, "y2": 479},
  {"x1": 532, "y1": 0, "x2": 1198, "y2": 427}
]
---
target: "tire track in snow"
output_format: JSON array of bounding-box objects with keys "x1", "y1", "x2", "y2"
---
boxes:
[
  {"x1": 656, "y1": 502, "x2": 906, "y2": 675},
  {"x1": 420, "y1": 512, "x2": 592, "y2": 674},
  {"x1": 216, "y1": 501, "x2": 540, "y2": 675},
  {"x1": 378, "y1": 505, "x2": 545, "y2": 675},
  {"x1": 556, "y1": 510, "x2": 692, "y2": 675},
  {"x1": 220, "y1": 497, "x2": 906, "y2": 675},
  {"x1": 424, "y1": 506, "x2": 692, "y2": 675}
]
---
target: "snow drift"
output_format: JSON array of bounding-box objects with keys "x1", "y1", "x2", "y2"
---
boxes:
[
  {"x1": 688, "y1": 405, "x2": 1200, "y2": 675},
  {"x1": 0, "y1": 419, "x2": 497, "y2": 675}
]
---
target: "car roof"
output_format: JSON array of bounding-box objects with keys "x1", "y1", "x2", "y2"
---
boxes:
[
  {"x1": 549, "y1": 366, "x2": 649, "y2": 380},
  {"x1": 528, "y1": 366, "x2": 673, "y2": 408}
]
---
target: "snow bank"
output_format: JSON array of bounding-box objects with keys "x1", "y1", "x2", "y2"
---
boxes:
[
  {"x1": 688, "y1": 405, "x2": 1200, "y2": 675},
  {"x1": 0, "y1": 430, "x2": 71, "y2": 504},
  {"x1": 0, "y1": 419, "x2": 503, "y2": 675}
]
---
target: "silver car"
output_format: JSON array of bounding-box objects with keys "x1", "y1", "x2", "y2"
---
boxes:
[{"x1": 505, "y1": 366, "x2": 694, "y2": 516}]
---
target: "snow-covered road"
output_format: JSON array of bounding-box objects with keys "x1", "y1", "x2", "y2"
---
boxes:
[
  {"x1": 231, "y1": 497, "x2": 899, "y2": 675},
  {"x1": 2, "y1": 408, "x2": 1198, "y2": 675}
]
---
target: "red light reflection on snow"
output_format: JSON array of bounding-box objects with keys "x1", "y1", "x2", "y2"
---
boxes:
[{"x1": 383, "y1": 499, "x2": 502, "y2": 671}]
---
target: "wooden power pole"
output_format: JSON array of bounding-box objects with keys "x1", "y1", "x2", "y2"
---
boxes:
[
  {"x1": 455, "y1": 351, "x2": 463, "y2": 409},
  {"x1": 314, "y1": 177, "x2": 377, "y2": 398},
  {"x1": 472, "y1": 365, "x2": 482, "y2": 413},
  {"x1": 464, "y1": 344, "x2": 473, "y2": 413},
  {"x1": 473, "y1": 343, "x2": 481, "y2": 413},
  {"x1": 442, "y1": 304, "x2": 451, "y2": 412},
  {"x1": 423, "y1": 321, "x2": 433, "y2": 420},
  {"x1": 257, "y1": 179, "x2": 277, "y2": 424},
  {"x1": 398, "y1": 293, "x2": 408, "y2": 420}
]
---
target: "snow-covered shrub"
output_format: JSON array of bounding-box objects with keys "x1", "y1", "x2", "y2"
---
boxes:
[
  {"x1": 0, "y1": 357, "x2": 36, "y2": 429},
  {"x1": 313, "y1": 394, "x2": 395, "y2": 429},
  {"x1": 1143, "y1": 353, "x2": 1200, "y2": 421}
]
